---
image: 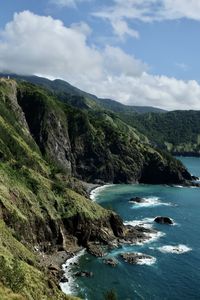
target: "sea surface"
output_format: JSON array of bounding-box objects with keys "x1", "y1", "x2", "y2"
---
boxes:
[{"x1": 62, "y1": 157, "x2": 200, "y2": 300}]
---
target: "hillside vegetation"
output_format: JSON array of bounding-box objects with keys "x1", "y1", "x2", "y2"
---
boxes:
[
  {"x1": 118, "y1": 111, "x2": 200, "y2": 156},
  {"x1": 0, "y1": 78, "x2": 194, "y2": 299}
]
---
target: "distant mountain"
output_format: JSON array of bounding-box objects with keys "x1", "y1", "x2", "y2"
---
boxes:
[
  {"x1": 0, "y1": 73, "x2": 166, "y2": 114},
  {"x1": 119, "y1": 111, "x2": 200, "y2": 156},
  {"x1": 95, "y1": 97, "x2": 166, "y2": 114}
]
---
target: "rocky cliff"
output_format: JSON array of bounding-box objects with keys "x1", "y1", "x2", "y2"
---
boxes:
[
  {"x1": 0, "y1": 78, "x2": 194, "y2": 299},
  {"x1": 17, "y1": 81, "x2": 192, "y2": 185}
]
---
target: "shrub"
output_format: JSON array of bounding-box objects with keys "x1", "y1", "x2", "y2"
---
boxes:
[{"x1": 0, "y1": 256, "x2": 25, "y2": 293}]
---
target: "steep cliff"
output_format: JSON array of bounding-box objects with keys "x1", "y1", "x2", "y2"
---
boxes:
[
  {"x1": 0, "y1": 78, "x2": 194, "y2": 299},
  {"x1": 16, "y1": 81, "x2": 192, "y2": 184}
]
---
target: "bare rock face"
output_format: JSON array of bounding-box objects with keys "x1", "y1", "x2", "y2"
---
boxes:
[
  {"x1": 154, "y1": 216, "x2": 173, "y2": 225},
  {"x1": 0, "y1": 79, "x2": 30, "y2": 133},
  {"x1": 17, "y1": 87, "x2": 73, "y2": 174},
  {"x1": 87, "y1": 243, "x2": 106, "y2": 257}
]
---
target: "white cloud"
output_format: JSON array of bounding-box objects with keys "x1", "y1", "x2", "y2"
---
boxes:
[
  {"x1": 0, "y1": 11, "x2": 200, "y2": 111},
  {"x1": 87, "y1": 73, "x2": 200, "y2": 111},
  {"x1": 51, "y1": 0, "x2": 90, "y2": 8},
  {"x1": 93, "y1": 0, "x2": 200, "y2": 39},
  {"x1": 109, "y1": 19, "x2": 139, "y2": 40},
  {"x1": 103, "y1": 46, "x2": 148, "y2": 77},
  {"x1": 70, "y1": 21, "x2": 92, "y2": 36},
  {"x1": 0, "y1": 11, "x2": 103, "y2": 82}
]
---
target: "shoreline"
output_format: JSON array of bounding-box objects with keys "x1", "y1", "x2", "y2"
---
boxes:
[
  {"x1": 60, "y1": 249, "x2": 86, "y2": 296},
  {"x1": 89, "y1": 184, "x2": 114, "y2": 201}
]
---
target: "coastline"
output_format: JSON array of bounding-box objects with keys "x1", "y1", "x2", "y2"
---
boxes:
[
  {"x1": 59, "y1": 183, "x2": 112, "y2": 296},
  {"x1": 89, "y1": 184, "x2": 114, "y2": 201},
  {"x1": 60, "y1": 249, "x2": 86, "y2": 295}
]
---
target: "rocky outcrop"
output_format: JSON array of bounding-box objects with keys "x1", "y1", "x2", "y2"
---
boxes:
[
  {"x1": 154, "y1": 216, "x2": 173, "y2": 225},
  {"x1": 120, "y1": 252, "x2": 154, "y2": 264},
  {"x1": 129, "y1": 197, "x2": 146, "y2": 203},
  {"x1": 103, "y1": 258, "x2": 118, "y2": 267},
  {"x1": 139, "y1": 151, "x2": 192, "y2": 184},
  {"x1": 87, "y1": 243, "x2": 106, "y2": 257}
]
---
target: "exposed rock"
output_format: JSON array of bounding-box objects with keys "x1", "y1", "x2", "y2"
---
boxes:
[
  {"x1": 87, "y1": 243, "x2": 106, "y2": 257},
  {"x1": 191, "y1": 175, "x2": 199, "y2": 181},
  {"x1": 129, "y1": 197, "x2": 145, "y2": 203},
  {"x1": 109, "y1": 214, "x2": 124, "y2": 237},
  {"x1": 60, "y1": 277, "x2": 68, "y2": 283},
  {"x1": 154, "y1": 216, "x2": 173, "y2": 225},
  {"x1": 120, "y1": 252, "x2": 153, "y2": 264},
  {"x1": 183, "y1": 180, "x2": 200, "y2": 187},
  {"x1": 103, "y1": 258, "x2": 118, "y2": 267}
]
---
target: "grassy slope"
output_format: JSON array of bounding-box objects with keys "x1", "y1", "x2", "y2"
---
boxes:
[
  {"x1": 0, "y1": 79, "x2": 110, "y2": 299},
  {"x1": 0, "y1": 78, "x2": 193, "y2": 299}
]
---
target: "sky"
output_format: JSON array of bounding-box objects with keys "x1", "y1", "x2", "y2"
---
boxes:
[{"x1": 0, "y1": 0, "x2": 200, "y2": 110}]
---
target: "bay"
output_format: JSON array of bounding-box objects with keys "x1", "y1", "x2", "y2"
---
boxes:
[{"x1": 70, "y1": 157, "x2": 200, "y2": 300}]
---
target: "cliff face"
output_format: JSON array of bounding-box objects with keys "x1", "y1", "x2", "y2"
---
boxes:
[
  {"x1": 16, "y1": 81, "x2": 192, "y2": 185},
  {"x1": 0, "y1": 79, "x2": 194, "y2": 299}
]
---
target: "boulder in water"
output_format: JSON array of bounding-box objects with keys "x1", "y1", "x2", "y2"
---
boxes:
[
  {"x1": 120, "y1": 252, "x2": 153, "y2": 264},
  {"x1": 154, "y1": 216, "x2": 173, "y2": 225},
  {"x1": 103, "y1": 258, "x2": 118, "y2": 267},
  {"x1": 129, "y1": 197, "x2": 146, "y2": 204}
]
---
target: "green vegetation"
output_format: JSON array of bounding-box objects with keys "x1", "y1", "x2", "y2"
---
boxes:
[
  {"x1": 0, "y1": 73, "x2": 166, "y2": 114},
  {"x1": 0, "y1": 257, "x2": 25, "y2": 293},
  {"x1": 0, "y1": 77, "x2": 194, "y2": 299},
  {"x1": 118, "y1": 111, "x2": 200, "y2": 155}
]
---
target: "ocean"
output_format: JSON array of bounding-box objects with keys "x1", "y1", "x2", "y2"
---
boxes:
[{"x1": 62, "y1": 157, "x2": 200, "y2": 300}]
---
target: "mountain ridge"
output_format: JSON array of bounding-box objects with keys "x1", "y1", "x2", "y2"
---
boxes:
[{"x1": 0, "y1": 73, "x2": 166, "y2": 114}]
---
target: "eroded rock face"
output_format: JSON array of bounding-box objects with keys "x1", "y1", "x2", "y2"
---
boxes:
[
  {"x1": 154, "y1": 216, "x2": 173, "y2": 225},
  {"x1": 87, "y1": 243, "x2": 106, "y2": 257},
  {"x1": 17, "y1": 88, "x2": 73, "y2": 174}
]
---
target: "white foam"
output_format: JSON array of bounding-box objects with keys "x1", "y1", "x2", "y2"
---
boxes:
[
  {"x1": 60, "y1": 249, "x2": 85, "y2": 295},
  {"x1": 142, "y1": 231, "x2": 166, "y2": 244},
  {"x1": 137, "y1": 256, "x2": 157, "y2": 266},
  {"x1": 90, "y1": 184, "x2": 114, "y2": 201},
  {"x1": 174, "y1": 185, "x2": 184, "y2": 188},
  {"x1": 158, "y1": 244, "x2": 192, "y2": 254},
  {"x1": 130, "y1": 197, "x2": 171, "y2": 208},
  {"x1": 128, "y1": 252, "x2": 157, "y2": 266},
  {"x1": 124, "y1": 218, "x2": 154, "y2": 229}
]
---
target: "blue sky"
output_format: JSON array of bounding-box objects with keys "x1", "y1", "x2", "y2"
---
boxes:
[{"x1": 0, "y1": 0, "x2": 200, "y2": 110}]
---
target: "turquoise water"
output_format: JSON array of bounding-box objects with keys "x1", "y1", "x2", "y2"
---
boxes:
[{"x1": 74, "y1": 157, "x2": 200, "y2": 300}]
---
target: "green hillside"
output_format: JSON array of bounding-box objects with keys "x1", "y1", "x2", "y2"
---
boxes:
[
  {"x1": 0, "y1": 77, "x2": 194, "y2": 299},
  {"x1": 1, "y1": 74, "x2": 166, "y2": 114},
  {"x1": 119, "y1": 111, "x2": 200, "y2": 156}
]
